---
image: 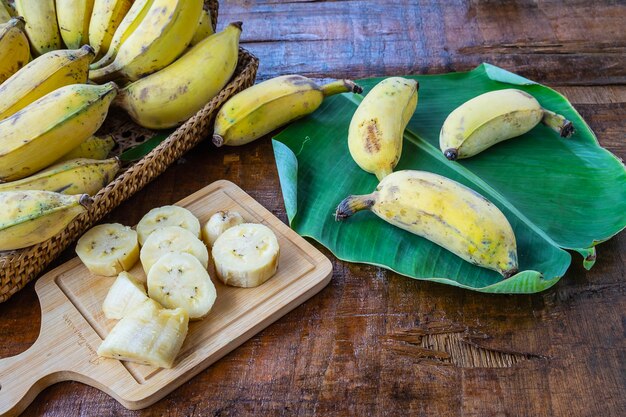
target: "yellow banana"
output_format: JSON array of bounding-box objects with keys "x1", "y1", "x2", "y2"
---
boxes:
[
  {"x1": 335, "y1": 170, "x2": 519, "y2": 278},
  {"x1": 348, "y1": 77, "x2": 418, "y2": 180},
  {"x1": 213, "y1": 75, "x2": 363, "y2": 147},
  {"x1": 440, "y1": 89, "x2": 574, "y2": 160},
  {"x1": 14, "y1": 0, "x2": 63, "y2": 56},
  {"x1": 0, "y1": 157, "x2": 120, "y2": 195},
  {"x1": 90, "y1": 0, "x2": 203, "y2": 83},
  {"x1": 56, "y1": 0, "x2": 95, "y2": 49},
  {"x1": 0, "y1": 0, "x2": 17, "y2": 23},
  {"x1": 0, "y1": 82, "x2": 117, "y2": 181},
  {"x1": 0, "y1": 190, "x2": 93, "y2": 251},
  {"x1": 88, "y1": 0, "x2": 134, "y2": 59},
  {"x1": 0, "y1": 17, "x2": 29, "y2": 85},
  {"x1": 0, "y1": 45, "x2": 95, "y2": 121},
  {"x1": 58, "y1": 134, "x2": 116, "y2": 162},
  {"x1": 114, "y1": 22, "x2": 241, "y2": 129},
  {"x1": 189, "y1": 7, "x2": 213, "y2": 46}
]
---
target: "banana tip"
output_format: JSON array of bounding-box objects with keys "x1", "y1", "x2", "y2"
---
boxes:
[
  {"x1": 81, "y1": 44, "x2": 96, "y2": 55},
  {"x1": 350, "y1": 81, "x2": 363, "y2": 94},
  {"x1": 230, "y1": 21, "x2": 243, "y2": 30},
  {"x1": 443, "y1": 148, "x2": 458, "y2": 161},
  {"x1": 79, "y1": 194, "x2": 94, "y2": 208},
  {"x1": 212, "y1": 134, "x2": 225, "y2": 147},
  {"x1": 502, "y1": 268, "x2": 518, "y2": 279},
  {"x1": 560, "y1": 121, "x2": 575, "y2": 138}
]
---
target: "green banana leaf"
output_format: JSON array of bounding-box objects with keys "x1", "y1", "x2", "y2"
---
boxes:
[{"x1": 271, "y1": 63, "x2": 626, "y2": 294}]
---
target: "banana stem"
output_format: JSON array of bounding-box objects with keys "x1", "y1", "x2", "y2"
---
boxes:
[
  {"x1": 335, "y1": 194, "x2": 375, "y2": 221},
  {"x1": 79, "y1": 194, "x2": 94, "y2": 208},
  {"x1": 213, "y1": 134, "x2": 224, "y2": 147},
  {"x1": 541, "y1": 109, "x2": 574, "y2": 137},
  {"x1": 321, "y1": 80, "x2": 363, "y2": 97}
]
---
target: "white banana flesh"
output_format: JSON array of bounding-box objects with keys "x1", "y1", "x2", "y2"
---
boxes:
[
  {"x1": 147, "y1": 252, "x2": 217, "y2": 320},
  {"x1": 212, "y1": 223, "x2": 280, "y2": 288},
  {"x1": 140, "y1": 225, "x2": 209, "y2": 274},
  {"x1": 98, "y1": 299, "x2": 189, "y2": 369},
  {"x1": 202, "y1": 210, "x2": 244, "y2": 247},
  {"x1": 76, "y1": 223, "x2": 139, "y2": 276},
  {"x1": 136, "y1": 205, "x2": 201, "y2": 246},
  {"x1": 102, "y1": 271, "x2": 149, "y2": 320}
]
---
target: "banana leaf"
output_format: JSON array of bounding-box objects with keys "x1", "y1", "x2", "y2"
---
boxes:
[{"x1": 271, "y1": 64, "x2": 626, "y2": 294}]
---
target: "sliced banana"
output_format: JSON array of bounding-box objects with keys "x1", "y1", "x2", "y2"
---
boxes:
[
  {"x1": 202, "y1": 210, "x2": 245, "y2": 247},
  {"x1": 136, "y1": 205, "x2": 201, "y2": 246},
  {"x1": 147, "y1": 252, "x2": 217, "y2": 320},
  {"x1": 212, "y1": 223, "x2": 280, "y2": 288},
  {"x1": 102, "y1": 272, "x2": 149, "y2": 320},
  {"x1": 97, "y1": 299, "x2": 189, "y2": 369},
  {"x1": 140, "y1": 226, "x2": 209, "y2": 274},
  {"x1": 76, "y1": 223, "x2": 139, "y2": 276}
]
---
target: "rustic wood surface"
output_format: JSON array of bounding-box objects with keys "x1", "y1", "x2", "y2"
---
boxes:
[{"x1": 1, "y1": 0, "x2": 625, "y2": 416}]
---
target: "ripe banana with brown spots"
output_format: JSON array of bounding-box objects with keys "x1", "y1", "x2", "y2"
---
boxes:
[{"x1": 0, "y1": 17, "x2": 29, "y2": 84}]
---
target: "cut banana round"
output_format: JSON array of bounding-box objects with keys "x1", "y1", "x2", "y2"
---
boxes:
[
  {"x1": 147, "y1": 252, "x2": 217, "y2": 320},
  {"x1": 202, "y1": 210, "x2": 244, "y2": 247},
  {"x1": 76, "y1": 223, "x2": 139, "y2": 276},
  {"x1": 140, "y1": 226, "x2": 209, "y2": 274},
  {"x1": 102, "y1": 272, "x2": 149, "y2": 320},
  {"x1": 136, "y1": 205, "x2": 201, "y2": 246},
  {"x1": 212, "y1": 223, "x2": 280, "y2": 288}
]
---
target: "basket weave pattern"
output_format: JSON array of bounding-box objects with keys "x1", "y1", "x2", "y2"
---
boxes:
[{"x1": 0, "y1": 0, "x2": 259, "y2": 302}]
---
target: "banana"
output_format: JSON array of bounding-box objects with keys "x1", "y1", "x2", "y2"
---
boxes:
[
  {"x1": 202, "y1": 210, "x2": 244, "y2": 247},
  {"x1": 55, "y1": 0, "x2": 95, "y2": 49},
  {"x1": 0, "y1": 157, "x2": 120, "y2": 195},
  {"x1": 0, "y1": 1, "x2": 17, "y2": 23},
  {"x1": 213, "y1": 75, "x2": 363, "y2": 147},
  {"x1": 212, "y1": 223, "x2": 280, "y2": 288},
  {"x1": 348, "y1": 77, "x2": 419, "y2": 180},
  {"x1": 58, "y1": 135, "x2": 116, "y2": 162},
  {"x1": 89, "y1": 0, "x2": 204, "y2": 82},
  {"x1": 114, "y1": 22, "x2": 241, "y2": 129},
  {"x1": 335, "y1": 170, "x2": 519, "y2": 278},
  {"x1": 76, "y1": 223, "x2": 139, "y2": 276},
  {"x1": 0, "y1": 82, "x2": 117, "y2": 181},
  {"x1": 0, "y1": 17, "x2": 29, "y2": 84},
  {"x1": 14, "y1": 0, "x2": 63, "y2": 55},
  {"x1": 140, "y1": 226, "x2": 209, "y2": 274},
  {"x1": 0, "y1": 191, "x2": 92, "y2": 251},
  {"x1": 189, "y1": 7, "x2": 213, "y2": 46},
  {"x1": 0, "y1": 45, "x2": 95, "y2": 121},
  {"x1": 89, "y1": 0, "x2": 134, "y2": 59},
  {"x1": 439, "y1": 89, "x2": 575, "y2": 160},
  {"x1": 136, "y1": 205, "x2": 200, "y2": 246},
  {"x1": 102, "y1": 271, "x2": 149, "y2": 320},
  {"x1": 98, "y1": 298, "x2": 189, "y2": 368},
  {"x1": 147, "y1": 252, "x2": 217, "y2": 320}
]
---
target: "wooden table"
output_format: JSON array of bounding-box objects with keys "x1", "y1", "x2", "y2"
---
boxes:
[{"x1": 2, "y1": 1, "x2": 625, "y2": 415}]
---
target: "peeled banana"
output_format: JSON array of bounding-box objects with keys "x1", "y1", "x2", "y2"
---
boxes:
[
  {"x1": 58, "y1": 135, "x2": 116, "y2": 162},
  {"x1": 98, "y1": 299, "x2": 189, "y2": 368},
  {"x1": 136, "y1": 205, "x2": 201, "y2": 245},
  {"x1": 15, "y1": 0, "x2": 63, "y2": 55},
  {"x1": 202, "y1": 210, "x2": 244, "y2": 247},
  {"x1": 103, "y1": 272, "x2": 150, "y2": 320},
  {"x1": 0, "y1": 157, "x2": 120, "y2": 195},
  {"x1": 0, "y1": 82, "x2": 117, "y2": 181},
  {"x1": 0, "y1": 191, "x2": 92, "y2": 251},
  {"x1": 0, "y1": 45, "x2": 95, "y2": 121},
  {"x1": 88, "y1": 0, "x2": 134, "y2": 59},
  {"x1": 89, "y1": 0, "x2": 204, "y2": 82},
  {"x1": 0, "y1": 18, "x2": 29, "y2": 85},
  {"x1": 439, "y1": 89, "x2": 575, "y2": 160},
  {"x1": 114, "y1": 22, "x2": 241, "y2": 129},
  {"x1": 212, "y1": 223, "x2": 280, "y2": 288},
  {"x1": 213, "y1": 75, "x2": 362, "y2": 147},
  {"x1": 76, "y1": 223, "x2": 139, "y2": 276},
  {"x1": 335, "y1": 170, "x2": 519, "y2": 278},
  {"x1": 56, "y1": 0, "x2": 95, "y2": 49},
  {"x1": 348, "y1": 77, "x2": 419, "y2": 180},
  {"x1": 140, "y1": 225, "x2": 209, "y2": 274},
  {"x1": 190, "y1": 8, "x2": 214, "y2": 46},
  {"x1": 147, "y1": 252, "x2": 217, "y2": 319}
]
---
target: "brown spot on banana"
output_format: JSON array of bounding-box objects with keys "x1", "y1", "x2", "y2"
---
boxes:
[{"x1": 363, "y1": 118, "x2": 382, "y2": 153}]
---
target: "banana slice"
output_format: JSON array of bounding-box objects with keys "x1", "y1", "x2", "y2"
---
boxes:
[
  {"x1": 76, "y1": 223, "x2": 139, "y2": 276},
  {"x1": 147, "y1": 252, "x2": 217, "y2": 320},
  {"x1": 140, "y1": 226, "x2": 209, "y2": 274},
  {"x1": 212, "y1": 223, "x2": 280, "y2": 288},
  {"x1": 136, "y1": 205, "x2": 201, "y2": 246},
  {"x1": 102, "y1": 272, "x2": 149, "y2": 320},
  {"x1": 202, "y1": 210, "x2": 245, "y2": 247},
  {"x1": 97, "y1": 299, "x2": 188, "y2": 369}
]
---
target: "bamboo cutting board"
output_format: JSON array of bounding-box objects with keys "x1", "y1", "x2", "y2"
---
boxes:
[{"x1": 0, "y1": 180, "x2": 332, "y2": 416}]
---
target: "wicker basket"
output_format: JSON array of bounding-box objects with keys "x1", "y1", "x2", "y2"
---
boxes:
[{"x1": 0, "y1": 0, "x2": 259, "y2": 303}]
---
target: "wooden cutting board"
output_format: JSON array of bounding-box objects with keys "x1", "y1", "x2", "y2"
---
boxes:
[{"x1": 0, "y1": 180, "x2": 332, "y2": 416}]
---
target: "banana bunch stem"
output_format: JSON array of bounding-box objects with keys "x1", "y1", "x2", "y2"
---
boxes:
[{"x1": 541, "y1": 109, "x2": 575, "y2": 137}]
